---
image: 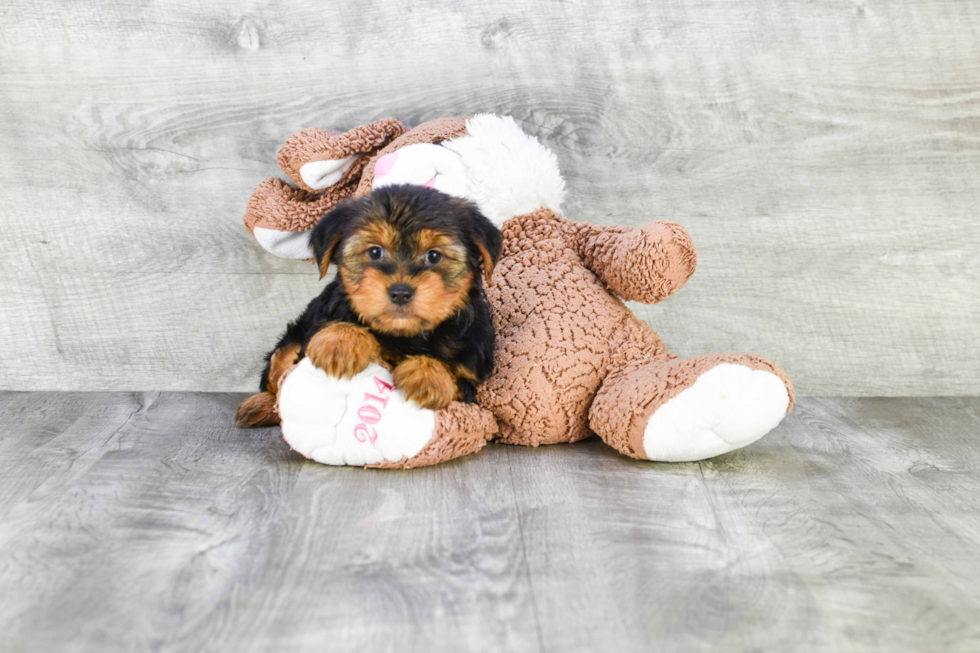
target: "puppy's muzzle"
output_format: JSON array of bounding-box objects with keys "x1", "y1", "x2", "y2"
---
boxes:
[{"x1": 387, "y1": 283, "x2": 414, "y2": 306}]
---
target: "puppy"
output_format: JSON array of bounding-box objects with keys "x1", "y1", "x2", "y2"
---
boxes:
[{"x1": 236, "y1": 184, "x2": 503, "y2": 428}]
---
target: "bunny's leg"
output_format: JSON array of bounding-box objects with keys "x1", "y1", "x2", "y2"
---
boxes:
[{"x1": 590, "y1": 323, "x2": 793, "y2": 462}]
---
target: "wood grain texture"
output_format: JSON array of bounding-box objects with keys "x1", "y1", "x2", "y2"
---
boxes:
[
  {"x1": 0, "y1": 0, "x2": 978, "y2": 393},
  {"x1": 1, "y1": 393, "x2": 979, "y2": 651}
]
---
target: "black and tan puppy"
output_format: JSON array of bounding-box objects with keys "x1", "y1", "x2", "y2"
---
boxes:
[{"x1": 236, "y1": 185, "x2": 503, "y2": 427}]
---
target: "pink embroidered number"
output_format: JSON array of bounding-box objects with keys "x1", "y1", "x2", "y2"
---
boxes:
[
  {"x1": 353, "y1": 376, "x2": 394, "y2": 445},
  {"x1": 353, "y1": 423, "x2": 377, "y2": 444},
  {"x1": 358, "y1": 405, "x2": 381, "y2": 424}
]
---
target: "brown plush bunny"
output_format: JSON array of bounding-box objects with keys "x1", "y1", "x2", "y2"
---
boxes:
[{"x1": 243, "y1": 114, "x2": 794, "y2": 468}]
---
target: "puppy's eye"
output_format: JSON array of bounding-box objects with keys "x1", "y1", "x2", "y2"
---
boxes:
[
  {"x1": 367, "y1": 246, "x2": 385, "y2": 261},
  {"x1": 425, "y1": 250, "x2": 442, "y2": 265}
]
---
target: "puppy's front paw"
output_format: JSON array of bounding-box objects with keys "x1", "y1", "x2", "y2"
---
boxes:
[
  {"x1": 306, "y1": 323, "x2": 379, "y2": 379},
  {"x1": 393, "y1": 356, "x2": 457, "y2": 410}
]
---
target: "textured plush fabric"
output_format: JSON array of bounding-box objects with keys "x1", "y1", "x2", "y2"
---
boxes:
[{"x1": 572, "y1": 221, "x2": 697, "y2": 304}]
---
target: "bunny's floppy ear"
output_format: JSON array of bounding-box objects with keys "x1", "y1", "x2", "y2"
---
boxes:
[
  {"x1": 243, "y1": 119, "x2": 406, "y2": 261},
  {"x1": 278, "y1": 119, "x2": 406, "y2": 192},
  {"x1": 310, "y1": 200, "x2": 362, "y2": 279}
]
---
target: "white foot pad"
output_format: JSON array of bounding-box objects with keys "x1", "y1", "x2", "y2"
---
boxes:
[
  {"x1": 643, "y1": 364, "x2": 789, "y2": 462},
  {"x1": 278, "y1": 358, "x2": 436, "y2": 466}
]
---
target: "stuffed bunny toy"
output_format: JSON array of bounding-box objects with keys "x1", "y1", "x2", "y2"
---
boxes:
[{"x1": 242, "y1": 114, "x2": 794, "y2": 468}]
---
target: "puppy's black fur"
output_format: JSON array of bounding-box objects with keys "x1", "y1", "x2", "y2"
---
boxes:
[{"x1": 240, "y1": 186, "x2": 501, "y2": 426}]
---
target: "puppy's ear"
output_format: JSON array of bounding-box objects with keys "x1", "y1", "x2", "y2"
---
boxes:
[
  {"x1": 465, "y1": 205, "x2": 503, "y2": 286},
  {"x1": 310, "y1": 200, "x2": 358, "y2": 279}
]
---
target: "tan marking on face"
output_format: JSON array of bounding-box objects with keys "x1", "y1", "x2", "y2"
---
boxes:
[
  {"x1": 342, "y1": 266, "x2": 421, "y2": 336},
  {"x1": 412, "y1": 270, "x2": 474, "y2": 327},
  {"x1": 415, "y1": 229, "x2": 457, "y2": 255},
  {"x1": 340, "y1": 219, "x2": 400, "y2": 281},
  {"x1": 412, "y1": 229, "x2": 470, "y2": 286},
  {"x1": 341, "y1": 266, "x2": 392, "y2": 323},
  {"x1": 342, "y1": 264, "x2": 473, "y2": 336},
  {"x1": 360, "y1": 220, "x2": 399, "y2": 254},
  {"x1": 416, "y1": 236, "x2": 471, "y2": 285},
  {"x1": 436, "y1": 249, "x2": 472, "y2": 288}
]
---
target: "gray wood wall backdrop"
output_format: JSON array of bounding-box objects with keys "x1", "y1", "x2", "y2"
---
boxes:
[{"x1": 1, "y1": 0, "x2": 978, "y2": 394}]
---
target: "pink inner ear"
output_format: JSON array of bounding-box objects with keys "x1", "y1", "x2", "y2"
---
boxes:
[
  {"x1": 374, "y1": 152, "x2": 398, "y2": 177},
  {"x1": 423, "y1": 174, "x2": 437, "y2": 188}
]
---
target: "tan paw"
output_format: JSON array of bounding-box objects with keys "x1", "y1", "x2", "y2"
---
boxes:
[
  {"x1": 393, "y1": 356, "x2": 457, "y2": 410},
  {"x1": 305, "y1": 323, "x2": 379, "y2": 379}
]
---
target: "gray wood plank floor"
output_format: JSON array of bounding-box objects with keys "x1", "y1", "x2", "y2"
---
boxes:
[{"x1": 1, "y1": 393, "x2": 978, "y2": 652}]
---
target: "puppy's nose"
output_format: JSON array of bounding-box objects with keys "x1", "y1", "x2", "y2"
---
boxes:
[{"x1": 388, "y1": 283, "x2": 414, "y2": 306}]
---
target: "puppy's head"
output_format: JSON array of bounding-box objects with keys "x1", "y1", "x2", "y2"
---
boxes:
[{"x1": 311, "y1": 185, "x2": 502, "y2": 337}]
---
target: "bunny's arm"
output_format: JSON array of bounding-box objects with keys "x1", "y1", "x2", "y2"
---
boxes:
[{"x1": 569, "y1": 221, "x2": 697, "y2": 304}]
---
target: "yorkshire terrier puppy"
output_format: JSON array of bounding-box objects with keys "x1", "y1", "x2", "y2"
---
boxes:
[{"x1": 236, "y1": 185, "x2": 503, "y2": 428}]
